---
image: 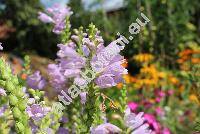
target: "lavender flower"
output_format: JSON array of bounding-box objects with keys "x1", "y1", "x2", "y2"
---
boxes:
[
  {"x1": 29, "y1": 121, "x2": 38, "y2": 133},
  {"x1": 124, "y1": 108, "x2": 152, "y2": 134},
  {"x1": 38, "y1": 4, "x2": 72, "y2": 34},
  {"x1": 57, "y1": 127, "x2": 69, "y2": 134},
  {"x1": 26, "y1": 104, "x2": 50, "y2": 121},
  {"x1": 0, "y1": 42, "x2": 3, "y2": 50},
  {"x1": 27, "y1": 71, "x2": 46, "y2": 90},
  {"x1": 91, "y1": 42, "x2": 127, "y2": 88},
  {"x1": 79, "y1": 92, "x2": 87, "y2": 104},
  {"x1": 0, "y1": 106, "x2": 7, "y2": 117},
  {"x1": 0, "y1": 88, "x2": 6, "y2": 96},
  {"x1": 48, "y1": 64, "x2": 66, "y2": 91},
  {"x1": 91, "y1": 123, "x2": 121, "y2": 134}
]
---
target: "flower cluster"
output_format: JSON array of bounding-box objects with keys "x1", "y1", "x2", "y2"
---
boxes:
[
  {"x1": 48, "y1": 25, "x2": 127, "y2": 94},
  {"x1": 27, "y1": 71, "x2": 46, "y2": 90},
  {"x1": 0, "y1": 59, "x2": 31, "y2": 133},
  {"x1": 38, "y1": 4, "x2": 73, "y2": 34},
  {"x1": 92, "y1": 107, "x2": 152, "y2": 134}
]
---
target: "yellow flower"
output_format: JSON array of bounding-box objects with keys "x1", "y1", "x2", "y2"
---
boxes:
[
  {"x1": 133, "y1": 53, "x2": 154, "y2": 63},
  {"x1": 169, "y1": 76, "x2": 179, "y2": 85},
  {"x1": 123, "y1": 74, "x2": 131, "y2": 84},
  {"x1": 189, "y1": 94, "x2": 199, "y2": 104},
  {"x1": 158, "y1": 72, "x2": 166, "y2": 79}
]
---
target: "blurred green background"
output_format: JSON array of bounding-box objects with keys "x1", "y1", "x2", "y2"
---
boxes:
[{"x1": 0, "y1": 0, "x2": 199, "y2": 65}]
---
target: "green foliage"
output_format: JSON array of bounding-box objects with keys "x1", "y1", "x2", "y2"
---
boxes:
[
  {"x1": 69, "y1": 0, "x2": 200, "y2": 67},
  {"x1": 0, "y1": 58, "x2": 31, "y2": 133},
  {"x1": 0, "y1": 0, "x2": 59, "y2": 58}
]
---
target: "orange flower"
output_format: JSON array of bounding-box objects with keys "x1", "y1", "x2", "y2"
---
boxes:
[
  {"x1": 123, "y1": 74, "x2": 131, "y2": 84},
  {"x1": 133, "y1": 53, "x2": 154, "y2": 63},
  {"x1": 169, "y1": 76, "x2": 179, "y2": 85},
  {"x1": 189, "y1": 94, "x2": 200, "y2": 104},
  {"x1": 121, "y1": 59, "x2": 128, "y2": 68},
  {"x1": 191, "y1": 58, "x2": 200, "y2": 64},
  {"x1": 179, "y1": 49, "x2": 193, "y2": 57},
  {"x1": 21, "y1": 73, "x2": 27, "y2": 80},
  {"x1": 178, "y1": 85, "x2": 185, "y2": 93},
  {"x1": 117, "y1": 83, "x2": 123, "y2": 89}
]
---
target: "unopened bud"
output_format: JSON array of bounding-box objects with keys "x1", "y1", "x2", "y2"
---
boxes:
[
  {"x1": 12, "y1": 107, "x2": 21, "y2": 119},
  {"x1": 9, "y1": 95, "x2": 18, "y2": 106},
  {"x1": 6, "y1": 81, "x2": 15, "y2": 92},
  {"x1": 16, "y1": 122, "x2": 25, "y2": 132}
]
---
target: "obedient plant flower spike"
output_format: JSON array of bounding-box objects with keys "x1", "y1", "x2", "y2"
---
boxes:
[
  {"x1": 72, "y1": 27, "x2": 84, "y2": 55},
  {"x1": 0, "y1": 108, "x2": 12, "y2": 134},
  {"x1": 84, "y1": 85, "x2": 98, "y2": 132},
  {"x1": 61, "y1": 16, "x2": 71, "y2": 43},
  {"x1": 37, "y1": 102, "x2": 64, "y2": 133},
  {"x1": 119, "y1": 84, "x2": 128, "y2": 113},
  {"x1": 0, "y1": 59, "x2": 31, "y2": 133}
]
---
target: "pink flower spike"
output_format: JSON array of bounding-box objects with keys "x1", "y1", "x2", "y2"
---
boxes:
[
  {"x1": 167, "y1": 90, "x2": 174, "y2": 95},
  {"x1": 162, "y1": 128, "x2": 171, "y2": 134},
  {"x1": 128, "y1": 102, "x2": 138, "y2": 112},
  {"x1": 155, "y1": 107, "x2": 165, "y2": 116}
]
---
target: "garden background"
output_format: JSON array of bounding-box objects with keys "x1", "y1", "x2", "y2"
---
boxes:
[{"x1": 0, "y1": 0, "x2": 200, "y2": 133}]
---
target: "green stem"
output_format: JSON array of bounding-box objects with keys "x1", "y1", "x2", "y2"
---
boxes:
[{"x1": 84, "y1": 85, "x2": 98, "y2": 133}]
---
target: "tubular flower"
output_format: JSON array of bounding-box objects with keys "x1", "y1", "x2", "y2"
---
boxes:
[
  {"x1": 38, "y1": 4, "x2": 73, "y2": 34},
  {"x1": 124, "y1": 108, "x2": 152, "y2": 134},
  {"x1": 48, "y1": 26, "x2": 127, "y2": 92},
  {"x1": 0, "y1": 105, "x2": 7, "y2": 117},
  {"x1": 0, "y1": 88, "x2": 6, "y2": 96},
  {"x1": 27, "y1": 71, "x2": 46, "y2": 90},
  {"x1": 91, "y1": 42, "x2": 128, "y2": 88},
  {"x1": 26, "y1": 104, "x2": 51, "y2": 121},
  {"x1": 91, "y1": 123, "x2": 122, "y2": 134}
]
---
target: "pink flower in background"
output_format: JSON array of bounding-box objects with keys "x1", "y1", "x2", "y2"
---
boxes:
[
  {"x1": 167, "y1": 90, "x2": 174, "y2": 95},
  {"x1": 143, "y1": 100, "x2": 153, "y2": 109},
  {"x1": 155, "y1": 97, "x2": 162, "y2": 103},
  {"x1": 155, "y1": 89, "x2": 166, "y2": 98},
  {"x1": 128, "y1": 102, "x2": 138, "y2": 112},
  {"x1": 144, "y1": 114, "x2": 161, "y2": 132},
  {"x1": 162, "y1": 128, "x2": 171, "y2": 134},
  {"x1": 155, "y1": 107, "x2": 165, "y2": 117}
]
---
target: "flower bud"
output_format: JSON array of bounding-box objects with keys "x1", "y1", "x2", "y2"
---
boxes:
[
  {"x1": 16, "y1": 122, "x2": 25, "y2": 132},
  {"x1": 0, "y1": 80, "x2": 6, "y2": 87},
  {"x1": 12, "y1": 107, "x2": 22, "y2": 119},
  {"x1": 12, "y1": 77, "x2": 19, "y2": 85},
  {"x1": 6, "y1": 81, "x2": 15, "y2": 92},
  {"x1": 18, "y1": 100, "x2": 27, "y2": 111},
  {"x1": 28, "y1": 88, "x2": 36, "y2": 95},
  {"x1": 14, "y1": 87, "x2": 24, "y2": 97},
  {"x1": 1, "y1": 69, "x2": 10, "y2": 79},
  {"x1": 9, "y1": 95, "x2": 18, "y2": 106}
]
